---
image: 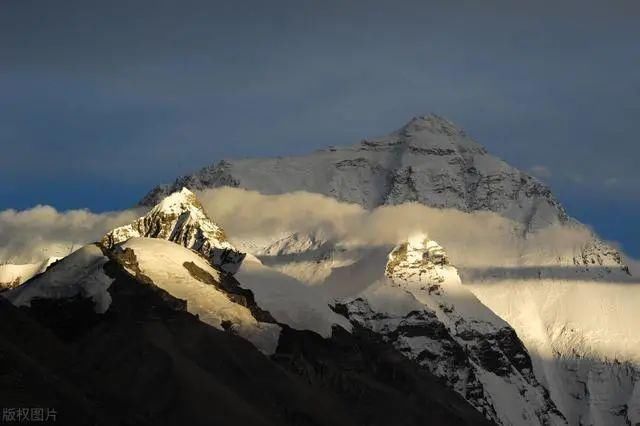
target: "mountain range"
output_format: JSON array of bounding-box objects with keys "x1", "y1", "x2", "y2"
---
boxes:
[{"x1": 1, "y1": 114, "x2": 638, "y2": 426}]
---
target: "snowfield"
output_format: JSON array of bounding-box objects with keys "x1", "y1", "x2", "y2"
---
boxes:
[
  {"x1": 120, "y1": 237, "x2": 281, "y2": 354},
  {"x1": 253, "y1": 225, "x2": 640, "y2": 425},
  {"x1": 0, "y1": 257, "x2": 59, "y2": 290},
  {"x1": 340, "y1": 235, "x2": 567, "y2": 425},
  {"x1": 236, "y1": 255, "x2": 352, "y2": 337},
  {"x1": 465, "y1": 275, "x2": 640, "y2": 426}
]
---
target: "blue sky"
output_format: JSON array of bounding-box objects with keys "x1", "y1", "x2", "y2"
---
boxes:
[{"x1": 1, "y1": 0, "x2": 638, "y2": 256}]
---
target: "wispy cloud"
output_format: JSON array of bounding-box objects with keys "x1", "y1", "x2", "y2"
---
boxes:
[
  {"x1": 198, "y1": 188, "x2": 602, "y2": 269},
  {"x1": 0, "y1": 205, "x2": 141, "y2": 263},
  {"x1": 0, "y1": 187, "x2": 633, "y2": 275}
]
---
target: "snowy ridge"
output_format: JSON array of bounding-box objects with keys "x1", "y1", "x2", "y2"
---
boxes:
[
  {"x1": 3, "y1": 238, "x2": 283, "y2": 354},
  {"x1": 104, "y1": 188, "x2": 245, "y2": 274},
  {"x1": 117, "y1": 238, "x2": 281, "y2": 354},
  {"x1": 256, "y1": 225, "x2": 639, "y2": 425},
  {"x1": 247, "y1": 231, "x2": 355, "y2": 285},
  {"x1": 108, "y1": 189, "x2": 350, "y2": 339},
  {"x1": 236, "y1": 255, "x2": 352, "y2": 338},
  {"x1": 4, "y1": 245, "x2": 113, "y2": 313},
  {"x1": 0, "y1": 257, "x2": 59, "y2": 290},
  {"x1": 339, "y1": 235, "x2": 566, "y2": 425}
]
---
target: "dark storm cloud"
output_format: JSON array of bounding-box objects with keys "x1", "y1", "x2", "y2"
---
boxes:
[{"x1": 0, "y1": 0, "x2": 638, "y2": 253}]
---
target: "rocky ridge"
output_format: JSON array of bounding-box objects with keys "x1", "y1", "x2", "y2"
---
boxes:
[
  {"x1": 338, "y1": 235, "x2": 566, "y2": 425},
  {"x1": 104, "y1": 188, "x2": 245, "y2": 274}
]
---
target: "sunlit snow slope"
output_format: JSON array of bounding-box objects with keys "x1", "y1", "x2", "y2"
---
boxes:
[
  {"x1": 0, "y1": 257, "x2": 59, "y2": 290},
  {"x1": 118, "y1": 237, "x2": 281, "y2": 354},
  {"x1": 339, "y1": 235, "x2": 566, "y2": 425}
]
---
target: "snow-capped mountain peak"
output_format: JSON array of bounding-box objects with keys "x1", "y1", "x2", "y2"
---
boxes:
[
  {"x1": 339, "y1": 236, "x2": 566, "y2": 425},
  {"x1": 153, "y1": 186, "x2": 207, "y2": 215},
  {"x1": 140, "y1": 114, "x2": 568, "y2": 231},
  {"x1": 386, "y1": 233, "x2": 450, "y2": 279},
  {"x1": 392, "y1": 114, "x2": 483, "y2": 151},
  {"x1": 103, "y1": 187, "x2": 245, "y2": 274}
]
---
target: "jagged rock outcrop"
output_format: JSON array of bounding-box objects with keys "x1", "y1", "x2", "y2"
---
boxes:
[{"x1": 104, "y1": 188, "x2": 245, "y2": 274}]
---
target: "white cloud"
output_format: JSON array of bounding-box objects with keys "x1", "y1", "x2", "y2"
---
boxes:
[
  {"x1": 0, "y1": 187, "x2": 628, "y2": 274},
  {"x1": 0, "y1": 205, "x2": 141, "y2": 263},
  {"x1": 197, "y1": 187, "x2": 597, "y2": 269}
]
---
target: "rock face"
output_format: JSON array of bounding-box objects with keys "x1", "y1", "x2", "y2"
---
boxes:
[
  {"x1": 104, "y1": 188, "x2": 245, "y2": 274},
  {"x1": 338, "y1": 235, "x2": 566, "y2": 426},
  {"x1": 141, "y1": 114, "x2": 568, "y2": 232}
]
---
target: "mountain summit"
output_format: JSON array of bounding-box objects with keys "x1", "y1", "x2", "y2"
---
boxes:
[
  {"x1": 141, "y1": 114, "x2": 567, "y2": 232},
  {"x1": 340, "y1": 234, "x2": 566, "y2": 425},
  {"x1": 104, "y1": 187, "x2": 245, "y2": 274}
]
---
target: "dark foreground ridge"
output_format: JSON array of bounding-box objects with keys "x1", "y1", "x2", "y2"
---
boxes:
[{"x1": 0, "y1": 254, "x2": 492, "y2": 426}]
